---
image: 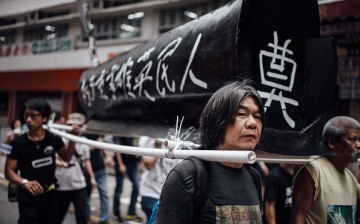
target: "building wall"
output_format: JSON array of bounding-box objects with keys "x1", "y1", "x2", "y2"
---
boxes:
[{"x1": 0, "y1": 0, "x2": 229, "y2": 126}]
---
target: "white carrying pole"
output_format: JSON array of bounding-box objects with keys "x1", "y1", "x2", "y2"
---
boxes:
[
  {"x1": 47, "y1": 124, "x2": 256, "y2": 164},
  {"x1": 47, "y1": 123, "x2": 319, "y2": 164}
]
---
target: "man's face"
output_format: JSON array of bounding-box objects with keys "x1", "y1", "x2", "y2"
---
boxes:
[
  {"x1": 220, "y1": 96, "x2": 263, "y2": 151},
  {"x1": 334, "y1": 128, "x2": 360, "y2": 162},
  {"x1": 23, "y1": 108, "x2": 45, "y2": 132}
]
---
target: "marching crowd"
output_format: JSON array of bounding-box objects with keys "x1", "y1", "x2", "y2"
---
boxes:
[{"x1": 2, "y1": 80, "x2": 360, "y2": 224}]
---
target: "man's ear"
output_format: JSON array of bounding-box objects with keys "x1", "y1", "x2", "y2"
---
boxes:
[{"x1": 327, "y1": 137, "x2": 336, "y2": 152}]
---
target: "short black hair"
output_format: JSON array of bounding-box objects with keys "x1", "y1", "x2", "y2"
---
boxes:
[{"x1": 24, "y1": 98, "x2": 52, "y2": 122}]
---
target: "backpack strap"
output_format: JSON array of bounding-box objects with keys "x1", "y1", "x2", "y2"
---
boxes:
[
  {"x1": 245, "y1": 165, "x2": 263, "y2": 214},
  {"x1": 186, "y1": 156, "x2": 210, "y2": 223}
]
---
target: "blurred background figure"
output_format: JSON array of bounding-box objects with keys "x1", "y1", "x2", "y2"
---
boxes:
[
  {"x1": 54, "y1": 112, "x2": 67, "y2": 125},
  {"x1": 4, "y1": 119, "x2": 24, "y2": 203},
  {"x1": 112, "y1": 136, "x2": 142, "y2": 223},
  {"x1": 139, "y1": 136, "x2": 182, "y2": 223},
  {"x1": 84, "y1": 133, "x2": 113, "y2": 224},
  {"x1": 55, "y1": 113, "x2": 96, "y2": 224},
  {"x1": 264, "y1": 163, "x2": 295, "y2": 224},
  {"x1": 5, "y1": 119, "x2": 23, "y2": 144}
]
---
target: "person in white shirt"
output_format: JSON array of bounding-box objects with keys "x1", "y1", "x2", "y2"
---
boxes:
[
  {"x1": 55, "y1": 113, "x2": 96, "y2": 224},
  {"x1": 138, "y1": 136, "x2": 182, "y2": 222}
]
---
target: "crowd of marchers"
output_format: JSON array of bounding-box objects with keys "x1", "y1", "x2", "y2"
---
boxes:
[{"x1": 3, "y1": 81, "x2": 360, "y2": 224}]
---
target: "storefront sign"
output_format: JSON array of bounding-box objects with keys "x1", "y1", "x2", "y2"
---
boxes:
[{"x1": 0, "y1": 37, "x2": 73, "y2": 57}]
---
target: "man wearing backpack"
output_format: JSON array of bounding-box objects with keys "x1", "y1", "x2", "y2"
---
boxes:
[{"x1": 155, "y1": 80, "x2": 264, "y2": 223}]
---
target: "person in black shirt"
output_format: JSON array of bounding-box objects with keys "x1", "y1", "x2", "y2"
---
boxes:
[
  {"x1": 156, "y1": 80, "x2": 265, "y2": 223},
  {"x1": 112, "y1": 136, "x2": 142, "y2": 223},
  {"x1": 84, "y1": 134, "x2": 113, "y2": 224},
  {"x1": 264, "y1": 164, "x2": 295, "y2": 224},
  {"x1": 5, "y1": 98, "x2": 78, "y2": 224}
]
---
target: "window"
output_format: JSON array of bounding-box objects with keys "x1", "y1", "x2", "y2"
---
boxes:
[
  {"x1": 0, "y1": 18, "x2": 16, "y2": 27},
  {"x1": 0, "y1": 31, "x2": 16, "y2": 45},
  {"x1": 103, "y1": 0, "x2": 142, "y2": 8},
  {"x1": 159, "y1": 0, "x2": 231, "y2": 34},
  {"x1": 25, "y1": 10, "x2": 69, "y2": 22},
  {"x1": 38, "y1": 10, "x2": 70, "y2": 19},
  {"x1": 23, "y1": 24, "x2": 68, "y2": 42},
  {"x1": 86, "y1": 15, "x2": 142, "y2": 41}
]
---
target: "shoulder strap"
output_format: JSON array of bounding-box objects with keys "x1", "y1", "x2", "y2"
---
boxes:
[
  {"x1": 186, "y1": 156, "x2": 209, "y2": 223},
  {"x1": 245, "y1": 165, "x2": 263, "y2": 213}
]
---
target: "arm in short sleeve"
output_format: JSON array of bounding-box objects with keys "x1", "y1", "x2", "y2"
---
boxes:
[{"x1": 290, "y1": 167, "x2": 315, "y2": 224}]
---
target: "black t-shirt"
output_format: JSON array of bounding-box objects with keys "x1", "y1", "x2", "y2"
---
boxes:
[
  {"x1": 90, "y1": 148, "x2": 105, "y2": 172},
  {"x1": 9, "y1": 131, "x2": 64, "y2": 186},
  {"x1": 156, "y1": 160, "x2": 262, "y2": 223},
  {"x1": 264, "y1": 166, "x2": 293, "y2": 224},
  {"x1": 113, "y1": 136, "x2": 141, "y2": 163},
  {"x1": 84, "y1": 134, "x2": 105, "y2": 172}
]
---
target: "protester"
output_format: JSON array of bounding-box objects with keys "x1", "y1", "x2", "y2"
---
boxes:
[
  {"x1": 155, "y1": 80, "x2": 265, "y2": 223},
  {"x1": 5, "y1": 119, "x2": 23, "y2": 144},
  {"x1": 84, "y1": 133, "x2": 113, "y2": 224},
  {"x1": 138, "y1": 136, "x2": 182, "y2": 222},
  {"x1": 264, "y1": 163, "x2": 295, "y2": 224},
  {"x1": 54, "y1": 112, "x2": 66, "y2": 125},
  {"x1": 4, "y1": 119, "x2": 24, "y2": 203},
  {"x1": 291, "y1": 116, "x2": 360, "y2": 224},
  {"x1": 112, "y1": 136, "x2": 142, "y2": 223},
  {"x1": 55, "y1": 113, "x2": 96, "y2": 224},
  {"x1": 5, "y1": 98, "x2": 78, "y2": 224}
]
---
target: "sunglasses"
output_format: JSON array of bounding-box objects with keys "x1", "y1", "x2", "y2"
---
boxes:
[{"x1": 23, "y1": 113, "x2": 42, "y2": 119}]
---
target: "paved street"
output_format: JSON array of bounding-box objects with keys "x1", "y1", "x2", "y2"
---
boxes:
[{"x1": 0, "y1": 154, "x2": 147, "y2": 224}]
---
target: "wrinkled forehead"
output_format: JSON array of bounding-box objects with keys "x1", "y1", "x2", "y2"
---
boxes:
[
  {"x1": 346, "y1": 128, "x2": 360, "y2": 136},
  {"x1": 239, "y1": 96, "x2": 262, "y2": 111}
]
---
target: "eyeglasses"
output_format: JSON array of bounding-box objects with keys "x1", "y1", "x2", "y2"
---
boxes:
[{"x1": 23, "y1": 113, "x2": 42, "y2": 119}]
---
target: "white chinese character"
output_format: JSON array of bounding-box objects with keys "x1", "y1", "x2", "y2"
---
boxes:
[{"x1": 258, "y1": 31, "x2": 299, "y2": 128}]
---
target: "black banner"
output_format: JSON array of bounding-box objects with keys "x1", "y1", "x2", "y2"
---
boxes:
[{"x1": 78, "y1": 0, "x2": 337, "y2": 155}]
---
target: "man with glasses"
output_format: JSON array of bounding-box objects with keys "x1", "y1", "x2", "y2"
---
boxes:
[{"x1": 5, "y1": 98, "x2": 78, "y2": 224}]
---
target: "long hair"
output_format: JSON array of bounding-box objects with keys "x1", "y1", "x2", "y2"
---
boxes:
[
  {"x1": 24, "y1": 98, "x2": 52, "y2": 123},
  {"x1": 199, "y1": 80, "x2": 264, "y2": 150}
]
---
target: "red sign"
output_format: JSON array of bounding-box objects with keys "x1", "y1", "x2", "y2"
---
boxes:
[{"x1": 0, "y1": 69, "x2": 85, "y2": 91}]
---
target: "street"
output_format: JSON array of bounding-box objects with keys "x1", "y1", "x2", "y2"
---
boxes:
[{"x1": 0, "y1": 154, "x2": 147, "y2": 224}]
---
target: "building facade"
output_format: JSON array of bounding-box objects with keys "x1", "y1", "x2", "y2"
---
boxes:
[
  {"x1": 0, "y1": 0, "x2": 359, "y2": 130},
  {"x1": 0, "y1": 0, "x2": 230, "y2": 126},
  {"x1": 319, "y1": 0, "x2": 360, "y2": 120}
]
